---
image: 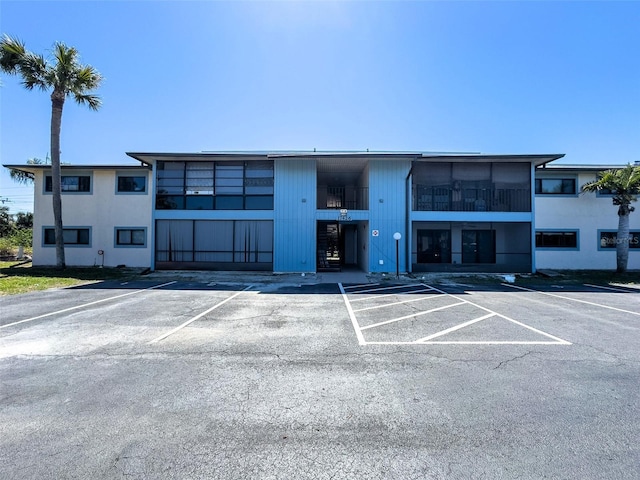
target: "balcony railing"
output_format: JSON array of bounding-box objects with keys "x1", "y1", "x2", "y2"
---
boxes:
[
  {"x1": 317, "y1": 186, "x2": 369, "y2": 210},
  {"x1": 413, "y1": 185, "x2": 531, "y2": 212}
]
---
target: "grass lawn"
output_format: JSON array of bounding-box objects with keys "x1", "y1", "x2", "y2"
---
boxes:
[{"x1": 0, "y1": 261, "x2": 142, "y2": 296}]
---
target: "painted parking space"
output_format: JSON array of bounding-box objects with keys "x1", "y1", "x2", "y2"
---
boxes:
[
  {"x1": 503, "y1": 283, "x2": 640, "y2": 317},
  {"x1": 0, "y1": 280, "x2": 178, "y2": 330},
  {"x1": 0, "y1": 281, "x2": 253, "y2": 358},
  {"x1": 340, "y1": 282, "x2": 571, "y2": 346}
]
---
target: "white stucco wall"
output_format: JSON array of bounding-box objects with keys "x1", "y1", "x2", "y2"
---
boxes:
[
  {"x1": 31, "y1": 167, "x2": 153, "y2": 268},
  {"x1": 535, "y1": 170, "x2": 640, "y2": 270}
]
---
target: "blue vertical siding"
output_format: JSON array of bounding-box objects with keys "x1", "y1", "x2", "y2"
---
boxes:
[
  {"x1": 368, "y1": 158, "x2": 412, "y2": 273},
  {"x1": 273, "y1": 158, "x2": 317, "y2": 272}
]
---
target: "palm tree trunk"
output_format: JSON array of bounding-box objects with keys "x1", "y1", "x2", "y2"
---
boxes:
[
  {"x1": 616, "y1": 205, "x2": 630, "y2": 273},
  {"x1": 51, "y1": 91, "x2": 66, "y2": 269}
]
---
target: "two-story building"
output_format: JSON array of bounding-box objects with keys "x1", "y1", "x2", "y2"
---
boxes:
[
  {"x1": 534, "y1": 163, "x2": 640, "y2": 270},
  {"x1": 5, "y1": 151, "x2": 638, "y2": 273}
]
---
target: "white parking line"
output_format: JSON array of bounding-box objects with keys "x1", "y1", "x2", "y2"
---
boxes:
[
  {"x1": 416, "y1": 313, "x2": 496, "y2": 342},
  {"x1": 339, "y1": 283, "x2": 366, "y2": 345},
  {"x1": 503, "y1": 283, "x2": 640, "y2": 317},
  {"x1": 359, "y1": 301, "x2": 466, "y2": 330},
  {"x1": 583, "y1": 283, "x2": 640, "y2": 293},
  {"x1": 427, "y1": 284, "x2": 571, "y2": 345},
  {"x1": 345, "y1": 284, "x2": 421, "y2": 295},
  {"x1": 340, "y1": 281, "x2": 571, "y2": 346},
  {"x1": 365, "y1": 340, "x2": 567, "y2": 345},
  {"x1": 348, "y1": 287, "x2": 434, "y2": 303},
  {"x1": 0, "y1": 281, "x2": 177, "y2": 330},
  {"x1": 148, "y1": 285, "x2": 253, "y2": 344},
  {"x1": 343, "y1": 282, "x2": 380, "y2": 290},
  {"x1": 353, "y1": 292, "x2": 444, "y2": 312}
]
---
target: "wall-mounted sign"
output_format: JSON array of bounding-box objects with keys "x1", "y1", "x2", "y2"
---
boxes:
[
  {"x1": 372, "y1": 230, "x2": 379, "y2": 237},
  {"x1": 338, "y1": 209, "x2": 351, "y2": 221}
]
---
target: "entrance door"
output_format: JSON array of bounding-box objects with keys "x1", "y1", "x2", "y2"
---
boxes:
[
  {"x1": 462, "y1": 230, "x2": 496, "y2": 264},
  {"x1": 317, "y1": 222, "x2": 341, "y2": 271},
  {"x1": 417, "y1": 229, "x2": 451, "y2": 263}
]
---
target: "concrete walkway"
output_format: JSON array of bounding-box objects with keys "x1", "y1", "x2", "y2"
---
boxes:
[{"x1": 142, "y1": 269, "x2": 377, "y2": 286}]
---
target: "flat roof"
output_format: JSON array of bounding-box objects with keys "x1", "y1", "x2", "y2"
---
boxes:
[
  {"x1": 537, "y1": 163, "x2": 632, "y2": 171},
  {"x1": 2, "y1": 164, "x2": 151, "y2": 174},
  {"x1": 126, "y1": 151, "x2": 565, "y2": 167}
]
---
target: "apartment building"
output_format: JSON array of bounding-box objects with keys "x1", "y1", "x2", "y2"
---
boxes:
[{"x1": 5, "y1": 151, "x2": 638, "y2": 272}]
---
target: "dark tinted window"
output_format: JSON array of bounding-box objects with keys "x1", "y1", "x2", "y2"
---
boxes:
[
  {"x1": 535, "y1": 231, "x2": 578, "y2": 248},
  {"x1": 117, "y1": 176, "x2": 146, "y2": 192},
  {"x1": 535, "y1": 178, "x2": 576, "y2": 194}
]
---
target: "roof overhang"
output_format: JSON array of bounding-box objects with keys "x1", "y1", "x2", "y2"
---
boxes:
[
  {"x1": 418, "y1": 153, "x2": 565, "y2": 167},
  {"x1": 127, "y1": 151, "x2": 565, "y2": 167},
  {"x1": 2, "y1": 164, "x2": 151, "y2": 174},
  {"x1": 537, "y1": 163, "x2": 627, "y2": 172}
]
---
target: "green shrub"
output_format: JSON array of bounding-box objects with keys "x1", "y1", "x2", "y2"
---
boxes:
[
  {"x1": 0, "y1": 228, "x2": 33, "y2": 256},
  {"x1": 0, "y1": 236, "x2": 13, "y2": 256},
  {"x1": 11, "y1": 228, "x2": 32, "y2": 250}
]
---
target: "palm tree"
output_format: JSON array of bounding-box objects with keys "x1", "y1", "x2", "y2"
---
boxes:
[
  {"x1": 9, "y1": 157, "x2": 44, "y2": 185},
  {"x1": 582, "y1": 164, "x2": 640, "y2": 273},
  {"x1": 1, "y1": 34, "x2": 102, "y2": 268}
]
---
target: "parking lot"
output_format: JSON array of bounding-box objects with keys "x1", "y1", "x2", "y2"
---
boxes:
[{"x1": 1, "y1": 275, "x2": 639, "y2": 479}]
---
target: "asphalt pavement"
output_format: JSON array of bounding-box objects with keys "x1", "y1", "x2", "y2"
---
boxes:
[{"x1": 1, "y1": 275, "x2": 638, "y2": 479}]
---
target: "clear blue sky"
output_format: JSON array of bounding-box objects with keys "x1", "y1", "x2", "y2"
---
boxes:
[{"x1": 1, "y1": 0, "x2": 639, "y2": 214}]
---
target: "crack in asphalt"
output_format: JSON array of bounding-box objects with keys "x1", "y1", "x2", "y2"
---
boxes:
[{"x1": 493, "y1": 351, "x2": 533, "y2": 370}]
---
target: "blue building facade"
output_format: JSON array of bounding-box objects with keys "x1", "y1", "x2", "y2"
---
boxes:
[{"x1": 126, "y1": 151, "x2": 563, "y2": 274}]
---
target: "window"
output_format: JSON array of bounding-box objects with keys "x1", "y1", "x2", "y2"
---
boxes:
[
  {"x1": 462, "y1": 230, "x2": 496, "y2": 263},
  {"x1": 535, "y1": 231, "x2": 578, "y2": 249},
  {"x1": 45, "y1": 175, "x2": 91, "y2": 192},
  {"x1": 155, "y1": 220, "x2": 273, "y2": 265},
  {"x1": 599, "y1": 231, "x2": 640, "y2": 250},
  {"x1": 115, "y1": 228, "x2": 146, "y2": 247},
  {"x1": 417, "y1": 229, "x2": 451, "y2": 264},
  {"x1": 596, "y1": 188, "x2": 616, "y2": 197},
  {"x1": 43, "y1": 227, "x2": 91, "y2": 246},
  {"x1": 535, "y1": 178, "x2": 576, "y2": 195},
  {"x1": 156, "y1": 161, "x2": 274, "y2": 210},
  {"x1": 117, "y1": 175, "x2": 146, "y2": 193}
]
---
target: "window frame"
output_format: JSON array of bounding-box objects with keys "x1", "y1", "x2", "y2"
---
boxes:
[
  {"x1": 114, "y1": 227, "x2": 148, "y2": 248},
  {"x1": 535, "y1": 230, "x2": 579, "y2": 250},
  {"x1": 44, "y1": 173, "x2": 93, "y2": 195},
  {"x1": 155, "y1": 160, "x2": 274, "y2": 211},
  {"x1": 595, "y1": 188, "x2": 616, "y2": 198},
  {"x1": 42, "y1": 226, "x2": 92, "y2": 248},
  {"x1": 534, "y1": 177, "x2": 578, "y2": 196},
  {"x1": 597, "y1": 230, "x2": 640, "y2": 251},
  {"x1": 116, "y1": 172, "x2": 148, "y2": 194}
]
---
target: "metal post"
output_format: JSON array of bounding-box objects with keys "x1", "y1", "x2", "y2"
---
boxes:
[{"x1": 393, "y1": 232, "x2": 402, "y2": 279}]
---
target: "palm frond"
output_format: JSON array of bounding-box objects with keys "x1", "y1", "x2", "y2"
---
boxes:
[
  {"x1": 582, "y1": 164, "x2": 640, "y2": 208},
  {"x1": 9, "y1": 168, "x2": 35, "y2": 185},
  {"x1": 73, "y1": 93, "x2": 102, "y2": 110},
  {"x1": 19, "y1": 52, "x2": 49, "y2": 90},
  {"x1": 74, "y1": 65, "x2": 103, "y2": 90},
  {"x1": 0, "y1": 34, "x2": 27, "y2": 73}
]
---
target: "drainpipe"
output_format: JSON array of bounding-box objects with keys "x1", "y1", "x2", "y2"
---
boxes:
[
  {"x1": 404, "y1": 156, "x2": 420, "y2": 274},
  {"x1": 150, "y1": 162, "x2": 157, "y2": 272}
]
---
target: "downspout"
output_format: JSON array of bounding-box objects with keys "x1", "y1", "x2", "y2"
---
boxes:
[
  {"x1": 150, "y1": 162, "x2": 157, "y2": 271},
  {"x1": 404, "y1": 156, "x2": 420, "y2": 274},
  {"x1": 531, "y1": 162, "x2": 536, "y2": 273}
]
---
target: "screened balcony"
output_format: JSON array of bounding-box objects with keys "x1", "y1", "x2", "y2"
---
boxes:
[
  {"x1": 413, "y1": 185, "x2": 531, "y2": 212},
  {"x1": 317, "y1": 157, "x2": 369, "y2": 210},
  {"x1": 412, "y1": 162, "x2": 531, "y2": 212},
  {"x1": 317, "y1": 186, "x2": 369, "y2": 210}
]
